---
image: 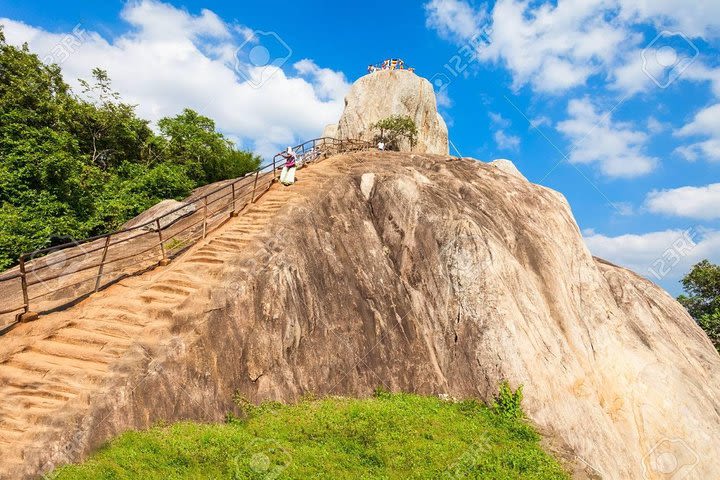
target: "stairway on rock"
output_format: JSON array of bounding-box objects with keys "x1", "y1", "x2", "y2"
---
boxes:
[{"x1": 0, "y1": 159, "x2": 336, "y2": 477}]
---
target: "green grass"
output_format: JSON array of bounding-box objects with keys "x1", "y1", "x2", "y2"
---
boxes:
[{"x1": 51, "y1": 393, "x2": 568, "y2": 480}]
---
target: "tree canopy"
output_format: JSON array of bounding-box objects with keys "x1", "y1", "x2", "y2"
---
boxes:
[
  {"x1": 678, "y1": 259, "x2": 720, "y2": 352},
  {"x1": 0, "y1": 28, "x2": 260, "y2": 269}
]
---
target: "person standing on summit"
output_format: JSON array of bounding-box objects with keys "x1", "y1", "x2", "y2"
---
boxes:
[{"x1": 279, "y1": 146, "x2": 297, "y2": 186}]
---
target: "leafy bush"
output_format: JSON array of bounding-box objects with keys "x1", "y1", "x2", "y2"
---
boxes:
[
  {"x1": 493, "y1": 381, "x2": 524, "y2": 419},
  {"x1": 372, "y1": 115, "x2": 418, "y2": 151}
]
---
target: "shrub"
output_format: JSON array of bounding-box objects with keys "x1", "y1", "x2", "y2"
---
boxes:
[{"x1": 493, "y1": 381, "x2": 524, "y2": 419}]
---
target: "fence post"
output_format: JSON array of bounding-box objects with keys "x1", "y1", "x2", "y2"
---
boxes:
[
  {"x1": 157, "y1": 219, "x2": 170, "y2": 266},
  {"x1": 94, "y1": 235, "x2": 111, "y2": 292},
  {"x1": 251, "y1": 170, "x2": 259, "y2": 203},
  {"x1": 202, "y1": 197, "x2": 209, "y2": 239},
  {"x1": 272, "y1": 157, "x2": 277, "y2": 182},
  {"x1": 230, "y1": 182, "x2": 239, "y2": 217},
  {"x1": 17, "y1": 255, "x2": 38, "y2": 323}
]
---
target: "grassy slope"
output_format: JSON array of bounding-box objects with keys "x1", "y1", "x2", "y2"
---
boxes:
[{"x1": 52, "y1": 393, "x2": 568, "y2": 480}]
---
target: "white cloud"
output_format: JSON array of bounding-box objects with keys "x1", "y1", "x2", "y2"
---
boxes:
[
  {"x1": 584, "y1": 228, "x2": 720, "y2": 286},
  {"x1": 677, "y1": 103, "x2": 720, "y2": 136},
  {"x1": 618, "y1": 1, "x2": 720, "y2": 39},
  {"x1": 436, "y1": 89, "x2": 453, "y2": 108},
  {"x1": 610, "y1": 48, "x2": 654, "y2": 95},
  {"x1": 489, "y1": 111, "x2": 510, "y2": 128},
  {"x1": 674, "y1": 103, "x2": 720, "y2": 163},
  {"x1": 424, "y1": 0, "x2": 485, "y2": 42},
  {"x1": 425, "y1": 0, "x2": 629, "y2": 93},
  {"x1": 675, "y1": 141, "x2": 720, "y2": 163},
  {"x1": 557, "y1": 98, "x2": 657, "y2": 178},
  {"x1": 645, "y1": 183, "x2": 720, "y2": 220},
  {"x1": 684, "y1": 63, "x2": 720, "y2": 98},
  {"x1": 0, "y1": 1, "x2": 350, "y2": 158},
  {"x1": 530, "y1": 115, "x2": 552, "y2": 129},
  {"x1": 646, "y1": 117, "x2": 666, "y2": 134},
  {"x1": 494, "y1": 130, "x2": 520, "y2": 151},
  {"x1": 425, "y1": 0, "x2": 720, "y2": 95},
  {"x1": 612, "y1": 202, "x2": 635, "y2": 216}
]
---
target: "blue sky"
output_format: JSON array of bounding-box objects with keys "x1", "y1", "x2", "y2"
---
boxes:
[{"x1": 1, "y1": 0, "x2": 719, "y2": 294}]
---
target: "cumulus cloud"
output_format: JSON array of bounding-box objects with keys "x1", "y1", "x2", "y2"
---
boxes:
[
  {"x1": 494, "y1": 130, "x2": 520, "y2": 151},
  {"x1": 424, "y1": 0, "x2": 486, "y2": 42},
  {"x1": 674, "y1": 103, "x2": 720, "y2": 162},
  {"x1": 645, "y1": 183, "x2": 720, "y2": 220},
  {"x1": 425, "y1": 0, "x2": 629, "y2": 93},
  {"x1": 530, "y1": 115, "x2": 552, "y2": 129},
  {"x1": 618, "y1": 1, "x2": 720, "y2": 39},
  {"x1": 480, "y1": 0, "x2": 628, "y2": 93},
  {"x1": 584, "y1": 228, "x2": 720, "y2": 287},
  {"x1": 488, "y1": 112, "x2": 510, "y2": 128},
  {"x1": 0, "y1": 0, "x2": 350, "y2": 157},
  {"x1": 646, "y1": 117, "x2": 667, "y2": 134},
  {"x1": 425, "y1": 0, "x2": 720, "y2": 95},
  {"x1": 557, "y1": 98, "x2": 657, "y2": 178}
]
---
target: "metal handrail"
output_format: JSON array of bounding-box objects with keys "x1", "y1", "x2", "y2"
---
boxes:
[{"x1": 0, "y1": 136, "x2": 372, "y2": 329}]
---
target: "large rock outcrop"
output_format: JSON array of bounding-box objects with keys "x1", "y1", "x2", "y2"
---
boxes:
[
  {"x1": 1, "y1": 152, "x2": 719, "y2": 479},
  {"x1": 327, "y1": 70, "x2": 449, "y2": 155}
]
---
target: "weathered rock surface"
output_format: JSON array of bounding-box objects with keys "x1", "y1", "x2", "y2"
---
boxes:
[
  {"x1": 1, "y1": 152, "x2": 719, "y2": 479},
  {"x1": 489, "y1": 158, "x2": 526, "y2": 180},
  {"x1": 321, "y1": 123, "x2": 337, "y2": 139},
  {"x1": 122, "y1": 199, "x2": 196, "y2": 230},
  {"x1": 328, "y1": 70, "x2": 449, "y2": 154}
]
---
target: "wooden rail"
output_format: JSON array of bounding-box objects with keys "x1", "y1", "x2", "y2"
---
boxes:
[{"x1": 0, "y1": 137, "x2": 372, "y2": 332}]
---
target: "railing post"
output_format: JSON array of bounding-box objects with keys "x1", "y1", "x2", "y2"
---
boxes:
[
  {"x1": 230, "y1": 182, "x2": 239, "y2": 217},
  {"x1": 272, "y1": 157, "x2": 277, "y2": 182},
  {"x1": 157, "y1": 219, "x2": 170, "y2": 266},
  {"x1": 94, "y1": 235, "x2": 111, "y2": 292},
  {"x1": 202, "y1": 197, "x2": 208, "y2": 239},
  {"x1": 251, "y1": 170, "x2": 259, "y2": 203},
  {"x1": 17, "y1": 255, "x2": 38, "y2": 323}
]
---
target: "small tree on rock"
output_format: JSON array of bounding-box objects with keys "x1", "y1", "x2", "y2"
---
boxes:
[{"x1": 372, "y1": 115, "x2": 418, "y2": 151}]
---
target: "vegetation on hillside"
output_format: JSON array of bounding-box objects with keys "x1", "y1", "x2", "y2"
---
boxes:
[
  {"x1": 50, "y1": 393, "x2": 568, "y2": 479},
  {"x1": 0, "y1": 28, "x2": 260, "y2": 269},
  {"x1": 372, "y1": 115, "x2": 418, "y2": 151},
  {"x1": 679, "y1": 259, "x2": 720, "y2": 352}
]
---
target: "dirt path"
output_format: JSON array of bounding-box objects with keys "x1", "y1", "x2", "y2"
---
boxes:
[{"x1": 0, "y1": 158, "x2": 342, "y2": 477}]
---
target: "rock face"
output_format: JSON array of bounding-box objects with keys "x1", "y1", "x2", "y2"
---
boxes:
[
  {"x1": 321, "y1": 123, "x2": 337, "y2": 139},
  {"x1": 122, "y1": 199, "x2": 196, "y2": 230},
  {"x1": 489, "y1": 158, "x2": 526, "y2": 180},
  {"x1": 328, "y1": 70, "x2": 449, "y2": 154},
  {"x1": 1, "y1": 152, "x2": 719, "y2": 479}
]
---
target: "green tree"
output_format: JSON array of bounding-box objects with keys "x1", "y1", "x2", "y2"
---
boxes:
[
  {"x1": 156, "y1": 109, "x2": 233, "y2": 183},
  {"x1": 372, "y1": 115, "x2": 418, "y2": 151},
  {"x1": 678, "y1": 260, "x2": 720, "y2": 352},
  {"x1": 0, "y1": 29, "x2": 261, "y2": 269},
  {"x1": 0, "y1": 27, "x2": 94, "y2": 267},
  {"x1": 204, "y1": 148, "x2": 261, "y2": 183},
  {"x1": 71, "y1": 68, "x2": 153, "y2": 170}
]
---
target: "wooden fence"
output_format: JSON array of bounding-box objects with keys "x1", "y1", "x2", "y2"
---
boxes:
[{"x1": 0, "y1": 137, "x2": 371, "y2": 333}]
